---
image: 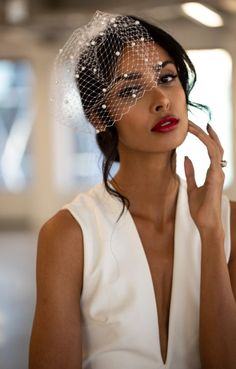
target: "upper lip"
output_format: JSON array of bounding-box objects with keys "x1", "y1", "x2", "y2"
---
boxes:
[{"x1": 151, "y1": 115, "x2": 179, "y2": 130}]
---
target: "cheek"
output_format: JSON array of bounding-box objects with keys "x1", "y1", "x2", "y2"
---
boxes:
[
  {"x1": 116, "y1": 104, "x2": 144, "y2": 132},
  {"x1": 179, "y1": 86, "x2": 187, "y2": 102},
  {"x1": 115, "y1": 111, "x2": 144, "y2": 147},
  {"x1": 174, "y1": 88, "x2": 187, "y2": 112},
  {"x1": 116, "y1": 118, "x2": 136, "y2": 141}
]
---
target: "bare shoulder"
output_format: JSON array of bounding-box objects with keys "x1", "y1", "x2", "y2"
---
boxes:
[
  {"x1": 39, "y1": 208, "x2": 83, "y2": 249},
  {"x1": 37, "y1": 209, "x2": 84, "y2": 292}
]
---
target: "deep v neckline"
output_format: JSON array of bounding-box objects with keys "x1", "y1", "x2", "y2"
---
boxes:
[
  {"x1": 69, "y1": 177, "x2": 206, "y2": 368},
  {"x1": 117, "y1": 178, "x2": 181, "y2": 366}
]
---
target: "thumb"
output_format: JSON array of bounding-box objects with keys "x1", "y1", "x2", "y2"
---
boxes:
[{"x1": 184, "y1": 156, "x2": 197, "y2": 193}]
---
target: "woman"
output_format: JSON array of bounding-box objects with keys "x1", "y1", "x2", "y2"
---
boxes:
[{"x1": 29, "y1": 11, "x2": 236, "y2": 369}]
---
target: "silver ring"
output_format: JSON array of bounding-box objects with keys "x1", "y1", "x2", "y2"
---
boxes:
[{"x1": 220, "y1": 159, "x2": 227, "y2": 168}]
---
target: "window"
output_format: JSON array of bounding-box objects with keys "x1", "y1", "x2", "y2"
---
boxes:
[
  {"x1": 177, "y1": 49, "x2": 233, "y2": 188},
  {"x1": 0, "y1": 60, "x2": 34, "y2": 192}
]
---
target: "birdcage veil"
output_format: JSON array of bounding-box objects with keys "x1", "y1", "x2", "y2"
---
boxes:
[{"x1": 51, "y1": 10, "x2": 162, "y2": 133}]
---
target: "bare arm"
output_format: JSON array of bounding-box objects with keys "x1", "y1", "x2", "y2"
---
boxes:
[
  {"x1": 29, "y1": 209, "x2": 83, "y2": 369},
  {"x1": 199, "y1": 222, "x2": 236, "y2": 369},
  {"x1": 229, "y1": 201, "x2": 236, "y2": 301},
  {"x1": 185, "y1": 122, "x2": 236, "y2": 369}
]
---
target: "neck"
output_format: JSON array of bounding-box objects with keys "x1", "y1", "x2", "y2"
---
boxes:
[{"x1": 112, "y1": 150, "x2": 179, "y2": 226}]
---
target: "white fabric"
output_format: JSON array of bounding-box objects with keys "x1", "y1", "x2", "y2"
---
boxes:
[{"x1": 63, "y1": 177, "x2": 231, "y2": 369}]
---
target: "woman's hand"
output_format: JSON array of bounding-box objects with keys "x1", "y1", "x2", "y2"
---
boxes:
[{"x1": 184, "y1": 120, "x2": 225, "y2": 232}]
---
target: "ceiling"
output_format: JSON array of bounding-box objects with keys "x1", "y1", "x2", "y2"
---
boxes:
[
  {"x1": 28, "y1": 0, "x2": 236, "y2": 13},
  {"x1": 1, "y1": 0, "x2": 236, "y2": 24},
  {"x1": 1, "y1": 0, "x2": 236, "y2": 39}
]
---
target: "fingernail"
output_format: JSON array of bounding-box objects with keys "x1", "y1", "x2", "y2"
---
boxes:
[
  {"x1": 184, "y1": 155, "x2": 189, "y2": 160},
  {"x1": 207, "y1": 123, "x2": 211, "y2": 131}
]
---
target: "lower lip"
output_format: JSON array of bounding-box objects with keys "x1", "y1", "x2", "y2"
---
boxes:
[{"x1": 152, "y1": 120, "x2": 179, "y2": 133}]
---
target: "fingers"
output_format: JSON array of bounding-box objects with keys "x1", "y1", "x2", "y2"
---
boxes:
[
  {"x1": 206, "y1": 123, "x2": 224, "y2": 157},
  {"x1": 184, "y1": 156, "x2": 197, "y2": 192},
  {"x1": 188, "y1": 120, "x2": 223, "y2": 170}
]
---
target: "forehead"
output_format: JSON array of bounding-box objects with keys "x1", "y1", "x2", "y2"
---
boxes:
[{"x1": 115, "y1": 42, "x2": 172, "y2": 74}]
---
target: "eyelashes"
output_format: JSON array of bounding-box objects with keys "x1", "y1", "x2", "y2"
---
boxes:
[
  {"x1": 117, "y1": 85, "x2": 143, "y2": 98},
  {"x1": 158, "y1": 73, "x2": 178, "y2": 84},
  {"x1": 117, "y1": 73, "x2": 178, "y2": 99}
]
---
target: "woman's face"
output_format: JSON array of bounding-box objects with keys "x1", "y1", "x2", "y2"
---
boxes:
[{"x1": 106, "y1": 43, "x2": 188, "y2": 155}]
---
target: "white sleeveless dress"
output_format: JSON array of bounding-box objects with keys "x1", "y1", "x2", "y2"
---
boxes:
[{"x1": 63, "y1": 177, "x2": 231, "y2": 369}]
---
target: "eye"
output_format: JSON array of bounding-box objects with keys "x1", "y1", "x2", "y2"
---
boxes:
[
  {"x1": 117, "y1": 85, "x2": 143, "y2": 98},
  {"x1": 158, "y1": 73, "x2": 178, "y2": 85}
]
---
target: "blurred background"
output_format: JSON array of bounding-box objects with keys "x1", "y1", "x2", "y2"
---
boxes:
[{"x1": 0, "y1": 0, "x2": 236, "y2": 368}]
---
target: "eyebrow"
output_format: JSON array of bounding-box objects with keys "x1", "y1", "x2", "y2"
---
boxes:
[
  {"x1": 113, "y1": 72, "x2": 142, "y2": 84},
  {"x1": 113, "y1": 60, "x2": 175, "y2": 84},
  {"x1": 159, "y1": 60, "x2": 175, "y2": 68}
]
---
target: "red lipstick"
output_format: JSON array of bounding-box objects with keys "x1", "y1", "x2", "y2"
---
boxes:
[{"x1": 151, "y1": 116, "x2": 179, "y2": 133}]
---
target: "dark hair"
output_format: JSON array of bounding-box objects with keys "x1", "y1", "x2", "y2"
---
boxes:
[{"x1": 76, "y1": 15, "x2": 209, "y2": 216}]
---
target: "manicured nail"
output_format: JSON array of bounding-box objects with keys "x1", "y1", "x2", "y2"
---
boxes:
[{"x1": 207, "y1": 123, "x2": 211, "y2": 131}]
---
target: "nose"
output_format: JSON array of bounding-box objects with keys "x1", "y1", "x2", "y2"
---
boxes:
[{"x1": 150, "y1": 85, "x2": 170, "y2": 113}]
